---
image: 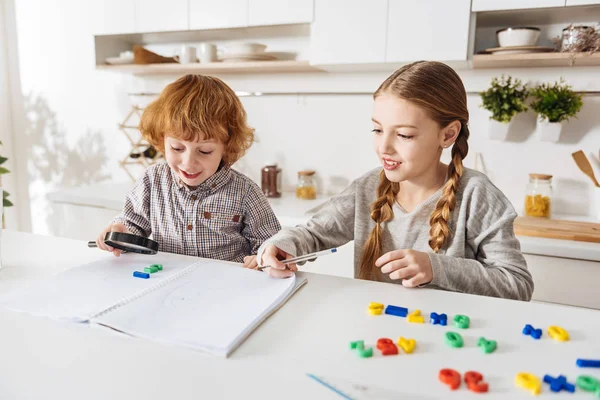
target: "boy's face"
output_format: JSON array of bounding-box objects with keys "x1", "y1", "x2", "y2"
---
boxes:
[{"x1": 164, "y1": 135, "x2": 225, "y2": 187}]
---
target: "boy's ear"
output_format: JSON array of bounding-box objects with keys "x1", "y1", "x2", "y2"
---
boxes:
[{"x1": 441, "y1": 121, "x2": 461, "y2": 148}]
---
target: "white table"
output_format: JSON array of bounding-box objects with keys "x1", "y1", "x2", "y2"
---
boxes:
[{"x1": 1, "y1": 231, "x2": 599, "y2": 399}]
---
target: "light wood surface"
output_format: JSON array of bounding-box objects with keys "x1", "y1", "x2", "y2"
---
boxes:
[
  {"x1": 97, "y1": 60, "x2": 324, "y2": 75},
  {"x1": 472, "y1": 52, "x2": 600, "y2": 68},
  {"x1": 515, "y1": 216, "x2": 600, "y2": 243}
]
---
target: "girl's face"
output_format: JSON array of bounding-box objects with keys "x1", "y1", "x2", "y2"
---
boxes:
[
  {"x1": 164, "y1": 135, "x2": 225, "y2": 187},
  {"x1": 371, "y1": 94, "x2": 457, "y2": 183}
]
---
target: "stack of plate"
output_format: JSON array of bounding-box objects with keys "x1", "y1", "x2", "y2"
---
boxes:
[{"x1": 220, "y1": 42, "x2": 277, "y2": 63}]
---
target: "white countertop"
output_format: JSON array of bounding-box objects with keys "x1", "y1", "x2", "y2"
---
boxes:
[
  {"x1": 1, "y1": 230, "x2": 599, "y2": 399},
  {"x1": 48, "y1": 182, "x2": 600, "y2": 262}
]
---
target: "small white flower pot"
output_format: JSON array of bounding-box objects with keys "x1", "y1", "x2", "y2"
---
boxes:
[
  {"x1": 536, "y1": 116, "x2": 563, "y2": 142},
  {"x1": 488, "y1": 119, "x2": 510, "y2": 140}
]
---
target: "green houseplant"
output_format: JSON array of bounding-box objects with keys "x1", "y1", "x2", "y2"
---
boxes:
[
  {"x1": 0, "y1": 140, "x2": 13, "y2": 210},
  {"x1": 530, "y1": 79, "x2": 583, "y2": 142},
  {"x1": 480, "y1": 75, "x2": 529, "y2": 140}
]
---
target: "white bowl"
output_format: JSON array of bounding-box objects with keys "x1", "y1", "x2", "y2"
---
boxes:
[
  {"x1": 224, "y1": 42, "x2": 267, "y2": 56},
  {"x1": 497, "y1": 27, "x2": 540, "y2": 47}
]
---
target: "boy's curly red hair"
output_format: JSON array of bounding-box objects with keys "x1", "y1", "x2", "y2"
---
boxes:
[{"x1": 139, "y1": 74, "x2": 255, "y2": 166}]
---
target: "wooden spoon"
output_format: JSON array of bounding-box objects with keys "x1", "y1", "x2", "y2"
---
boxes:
[{"x1": 572, "y1": 150, "x2": 600, "y2": 187}]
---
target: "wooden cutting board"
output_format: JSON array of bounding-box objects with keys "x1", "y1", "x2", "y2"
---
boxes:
[{"x1": 514, "y1": 216, "x2": 600, "y2": 243}]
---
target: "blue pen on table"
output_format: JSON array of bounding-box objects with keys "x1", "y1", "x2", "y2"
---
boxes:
[{"x1": 257, "y1": 248, "x2": 337, "y2": 271}]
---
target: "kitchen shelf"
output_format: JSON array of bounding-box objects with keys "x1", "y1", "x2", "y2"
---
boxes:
[
  {"x1": 472, "y1": 52, "x2": 600, "y2": 69},
  {"x1": 96, "y1": 60, "x2": 324, "y2": 75}
]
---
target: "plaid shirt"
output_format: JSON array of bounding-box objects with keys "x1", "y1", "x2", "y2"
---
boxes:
[{"x1": 113, "y1": 162, "x2": 281, "y2": 262}]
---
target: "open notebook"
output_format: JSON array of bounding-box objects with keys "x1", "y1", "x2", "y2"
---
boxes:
[{"x1": 0, "y1": 254, "x2": 306, "y2": 357}]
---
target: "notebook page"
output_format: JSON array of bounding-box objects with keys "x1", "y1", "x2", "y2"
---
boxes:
[
  {"x1": 94, "y1": 260, "x2": 298, "y2": 356},
  {"x1": 0, "y1": 254, "x2": 199, "y2": 321}
]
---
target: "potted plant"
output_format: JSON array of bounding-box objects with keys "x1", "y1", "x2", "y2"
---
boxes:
[
  {"x1": 0, "y1": 141, "x2": 13, "y2": 223},
  {"x1": 480, "y1": 75, "x2": 529, "y2": 140},
  {"x1": 530, "y1": 79, "x2": 583, "y2": 142}
]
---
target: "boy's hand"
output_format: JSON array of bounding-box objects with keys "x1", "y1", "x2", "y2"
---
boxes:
[
  {"x1": 376, "y1": 249, "x2": 433, "y2": 288},
  {"x1": 260, "y1": 245, "x2": 297, "y2": 278},
  {"x1": 243, "y1": 255, "x2": 259, "y2": 269},
  {"x1": 96, "y1": 223, "x2": 130, "y2": 257}
]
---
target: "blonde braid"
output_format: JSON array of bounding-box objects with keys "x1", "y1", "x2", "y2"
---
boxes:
[
  {"x1": 358, "y1": 170, "x2": 399, "y2": 280},
  {"x1": 428, "y1": 126, "x2": 469, "y2": 252}
]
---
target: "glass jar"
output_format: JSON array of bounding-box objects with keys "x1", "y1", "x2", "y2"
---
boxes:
[
  {"x1": 524, "y1": 173, "x2": 553, "y2": 218},
  {"x1": 296, "y1": 170, "x2": 316, "y2": 200},
  {"x1": 261, "y1": 162, "x2": 281, "y2": 198}
]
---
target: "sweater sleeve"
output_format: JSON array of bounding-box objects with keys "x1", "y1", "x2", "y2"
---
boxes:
[
  {"x1": 256, "y1": 180, "x2": 357, "y2": 267},
  {"x1": 426, "y1": 185, "x2": 534, "y2": 301},
  {"x1": 112, "y1": 171, "x2": 152, "y2": 237}
]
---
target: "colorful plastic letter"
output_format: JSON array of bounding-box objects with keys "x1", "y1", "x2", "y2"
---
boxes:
[
  {"x1": 548, "y1": 326, "x2": 569, "y2": 342},
  {"x1": 477, "y1": 337, "x2": 497, "y2": 354},
  {"x1": 465, "y1": 371, "x2": 489, "y2": 393},
  {"x1": 407, "y1": 309, "x2": 425, "y2": 323},
  {"x1": 445, "y1": 331, "x2": 464, "y2": 348},
  {"x1": 439, "y1": 369, "x2": 461, "y2": 390},
  {"x1": 133, "y1": 271, "x2": 150, "y2": 279},
  {"x1": 397, "y1": 337, "x2": 416, "y2": 354},
  {"x1": 543, "y1": 375, "x2": 575, "y2": 393},
  {"x1": 453, "y1": 314, "x2": 470, "y2": 329},
  {"x1": 349, "y1": 340, "x2": 364, "y2": 350},
  {"x1": 430, "y1": 312, "x2": 447, "y2": 326},
  {"x1": 577, "y1": 359, "x2": 600, "y2": 368},
  {"x1": 368, "y1": 302, "x2": 384, "y2": 315},
  {"x1": 515, "y1": 372, "x2": 541, "y2": 395},
  {"x1": 376, "y1": 338, "x2": 398, "y2": 356},
  {"x1": 384, "y1": 305, "x2": 408, "y2": 317},
  {"x1": 522, "y1": 324, "x2": 542, "y2": 339},
  {"x1": 576, "y1": 375, "x2": 600, "y2": 392}
]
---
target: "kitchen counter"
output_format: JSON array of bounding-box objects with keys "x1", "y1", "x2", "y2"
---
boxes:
[{"x1": 48, "y1": 182, "x2": 600, "y2": 262}]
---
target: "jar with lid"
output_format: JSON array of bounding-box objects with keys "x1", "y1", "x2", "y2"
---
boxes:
[
  {"x1": 261, "y1": 162, "x2": 281, "y2": 198},
  {"x1": 296, "y1": 170, "x2": 316, "y2": 200},
  {"x1": 524, "y1": 173, "x2": 553, "y2": 218}
]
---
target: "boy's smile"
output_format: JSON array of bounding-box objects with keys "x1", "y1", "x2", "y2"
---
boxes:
[{"x1": 164, "y1": 135, "x2": 225, "y2": 188}]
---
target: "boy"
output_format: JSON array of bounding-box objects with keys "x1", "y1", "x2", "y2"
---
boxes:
[{"x1": 96, "y1": 74, "x2": 280, "y2": 268}]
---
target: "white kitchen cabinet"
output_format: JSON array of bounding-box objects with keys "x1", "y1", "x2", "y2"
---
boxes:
[
  {"x1": 525, "y1": 254, "x2": 600, "y2": 310},
  {"x1": 310, "y1": 0, "x2": 387, "y2": 64},
  {"x1": 248, "y1": 0, "x2": 314, "y2": 26},
  {"x1": 189, "y1": 0, "x2": 247, "y2": 30},
  {"x1": 472, "y1": 0, "x2": 566, "y2": 11},
  {"x1": 566, "y1": 0, "x2": 600, "y2": 4},
  {"x1": 386, "y1": 0, "x2": 471, "y2": 62},
  {"x1": 91, "y1": 0, "x2": 136, "y2": 35},
  {"x1": 134, "y1": 0, "x2": 188, "y2": 33}
]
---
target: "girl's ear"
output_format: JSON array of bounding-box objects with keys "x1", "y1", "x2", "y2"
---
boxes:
[{"x1": 440, "y1": 121, "x2": 461, "y2": 148}]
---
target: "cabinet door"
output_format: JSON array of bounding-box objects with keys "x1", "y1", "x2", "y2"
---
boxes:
[
  {"x1": 248, "y1": 0, "x2": 313, "y2": 26},
  {"x1": 472, "y1": 0, "x2": 565, "y2": 11},
  {"x1": 566, "y1": 0, "x2": 600, "y2": 4},
  {"x1": 310, "y1": 0, "x2": 387, "y2": 64},
  {"x1": 91, "y1": 0, "x2": 136, "y2": 35},
  {"x1": 134, "y1": 0, "x2": 188, "y2": 33},
  {"x1": 386, "y1": 0, "x2": 471, "y2": 62},
  {"x1": 189, "y1": 0, "x2": 247, "y2": 29}
]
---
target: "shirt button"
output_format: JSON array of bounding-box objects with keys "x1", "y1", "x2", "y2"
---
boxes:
[
  {"x1": 187, "y1": 224, "x2": 193, "y2": 231},
  {"x1": 191, "y1": 195, "x2": 197, "y2": 201}
]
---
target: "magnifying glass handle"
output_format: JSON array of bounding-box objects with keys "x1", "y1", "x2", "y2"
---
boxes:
[{"x1": 88, "y1": 241, "x2": 97, "y2": 248}]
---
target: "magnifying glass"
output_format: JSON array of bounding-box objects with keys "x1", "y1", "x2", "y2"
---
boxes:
[{"x1": 87, "y1": 232, "x2": 159, "y2": 255}]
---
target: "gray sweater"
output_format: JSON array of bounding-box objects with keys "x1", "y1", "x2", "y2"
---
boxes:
[{"x1": 257, "y1": 167, "x2": 533, "y2": 301}]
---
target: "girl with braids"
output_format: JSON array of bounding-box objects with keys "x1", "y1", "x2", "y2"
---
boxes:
[{"x1": 255, "y1": 61, "x2": 533, "y2": 301}]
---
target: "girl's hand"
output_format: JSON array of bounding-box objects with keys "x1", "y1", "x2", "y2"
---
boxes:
[
  {"x1": 243, "y1": 255, "x2": 259, "y2": 269},
  {"x1": 95, "y1": 223, "x2": 130, "y2": 257},
  {"x1": 376, "y1": 249, "x2": 433, "y2": 287},
  {"x1": 260, "y1": 245, "x2": 297, "y2": 278}
]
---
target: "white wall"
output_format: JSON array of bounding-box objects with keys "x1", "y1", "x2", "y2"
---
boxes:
[{"x1": 11, "y1": 0, "x2": 600, "y2": 235}]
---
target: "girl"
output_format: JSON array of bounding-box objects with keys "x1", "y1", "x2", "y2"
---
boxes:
[
  {"x1": 256, "y1": 61, "x2": 533, "y2": 301},
  {"x1": 96, "y1": 74, "x2": 280, "y2": 268}
]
